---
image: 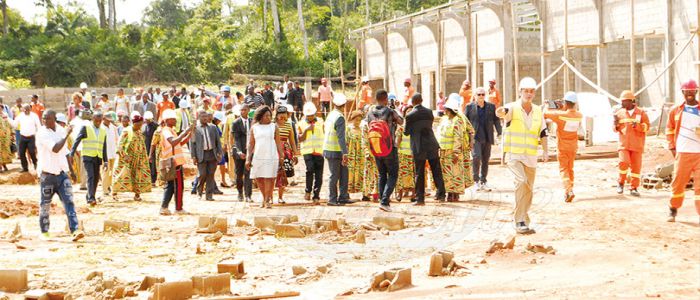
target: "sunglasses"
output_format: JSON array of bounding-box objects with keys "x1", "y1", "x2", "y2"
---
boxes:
[{"x1": 477, "y1": 93, "x2": 485, "y2": 96}]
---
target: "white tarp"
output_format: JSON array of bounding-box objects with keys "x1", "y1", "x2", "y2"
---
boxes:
[{"x1": 577, "y1": 92, "x2": 617, "y2": 145}]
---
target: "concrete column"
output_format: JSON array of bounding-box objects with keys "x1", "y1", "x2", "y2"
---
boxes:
[
  {"x1": 465, "y1": 4, "x2": 472, "y2": 81},
  {"x1": 596, "y1": 46, "x2": 609, "y2": 93},
  {"x1": 437, "y1": 12, "x2": 445, "y2": 102},
  {"x1": 408, "y1": 20, "x2": 415, "y2": 84},
  {"x1": 502, "y1": 3, "x2": 514, "y2": 104},
  {"x1": 383, "y1": 25, "x2": 389, "y2": 89},
  {"x1": 539, "y1": 0, "x2": 548, "y2": 103},
  {"x1": 664, "y1": 0, "x2": 674, "y2": 104}
]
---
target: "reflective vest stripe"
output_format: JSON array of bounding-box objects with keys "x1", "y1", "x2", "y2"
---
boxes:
[
  {"x1": 83, "y1": 124, "x2": 106, "y2": 159},
  {"x1": 323, "y1": 110, "x2": 342, "y2": 152},
  {"x1": 398, "y1": 128, "x2": 411, "y2": 155},
  {"x1": 299, "y1": 118, "x2": 324, "y2": 155},
  {"x1": 438, "y1": 117, "x2": 456, "y2": 150},
  {"x1": 503, "y1": 103, "x2": 542, "y2": 155}
]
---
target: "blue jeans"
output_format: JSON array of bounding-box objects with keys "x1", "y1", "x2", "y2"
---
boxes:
[
  {"x1": 40, "y1": 172, "x2": 80, "y2": 233},
  {"x1": 375, "y1": 149, "x2": 399, "y2": 206},
  {"x1": 326, "y1": 156, "x2": 349, "y2": 203}
]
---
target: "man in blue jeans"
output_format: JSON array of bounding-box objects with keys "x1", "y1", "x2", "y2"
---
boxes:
[
  {"x1": 36, "y1": 110, "x2": 84, "y2": 241},
  {"x1": 366, "y1": 89, "x2": 403, "y2": 212}
]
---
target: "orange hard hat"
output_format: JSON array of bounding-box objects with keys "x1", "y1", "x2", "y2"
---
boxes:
[{"x1": 619, "y1": 90, "x2": 635, "y2": 101}]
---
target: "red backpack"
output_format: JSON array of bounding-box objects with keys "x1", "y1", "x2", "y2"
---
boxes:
[{"x1": 368, "y1": 117, "x2": 393, "y2": 157}]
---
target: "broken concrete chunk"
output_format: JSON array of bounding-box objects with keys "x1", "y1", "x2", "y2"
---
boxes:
[
  {"x1": 103, "y1": 220, "x2": 130, "y2": 233},
  {"x1": 274, "y1": 224, "x2": 306, "y2": 238},
  {"x1": 0, "y1": 269, "x2": 28, "y2": 293},
  {"x1": 204, "y1": 231, "x2": 224, "y2": 243},
  {"x1": 503, "y1": 235, "x2": 516, "y2": 250},
  {"x1": 151, "y1": 281, "x2": 193, "y2": 300},
  {"x1": 234, "y1": 219, "x2": 250, "y2": 227},
  {"x1": 46, "y1": 291, "x2": 68, "y2": 300},
  {"x1": 138, "y1": 276, "x2": 164, "y2": 291},
  {"x1": 85, "y1": 271, "x2": 103, "y2": 281},
  {"x1": 197, "y1": 217, "x2": 228, "y2": 234},
  {"x1": 217, "y1": 260, "x2": 245, "y2": 279},
  {"x1": 372, "y1": 217, "x2": 405, "y2": 231},
  {"x1": 271, "y1": 215, "x2": 299, "y2": 224},
  {"x1": 253, "y1": 217, "x2": 276, "y2": 230},
  {"x1": 23, "y1": 289, "x2": 48, "y2": 300},
  {"x1": 428, "y1": 253, "x2": 444, "y2": 276},
  {"x1": 191, "y1": 274, "x2": 231, "y2": 296},
  {"x1": 111, "y1": 286, "x2": 126, "y2": 299},
  {"x1": 487, "y1": 236, "x2": 516, "y2": 254},
  {"x1": 370, "y1": 268, "x2": 412, "y2": 292},
  {"x1": 360, "y1": 222, "x2": 379, "y2": 231},
  {"x1": 526, "y1": 243, "x2": 556, "y2": 255},
  {"x1": 292, "y1": 266, "x2": 307, "y2": 276},
  {"x1": 312, "y1": 219, "x2": 339, "y2": 232},
  {"x1": 354, "y1": 230, "x2": 366, "y2": 244},
  {"x1": 429, "y1": 251, "x2": 458, "y2": 276}
]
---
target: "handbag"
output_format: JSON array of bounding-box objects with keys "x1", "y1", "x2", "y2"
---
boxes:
[
  {"x1": 159, "y1": 134, "x2": 177, "y2": 182},
  {"x1": 282, "y1": 143, "x2": 294, "y2": 177}
]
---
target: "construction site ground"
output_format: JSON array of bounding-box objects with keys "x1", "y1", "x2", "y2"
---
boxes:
[{"x1": 0, "y1": 136, "x2": 698, "y2": 299}]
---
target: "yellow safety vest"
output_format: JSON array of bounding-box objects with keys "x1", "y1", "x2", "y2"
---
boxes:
[
  {"x1": 83, "y1": 123, "x2": 107, "y2": 159},
  {"x1": 438, "y1": 116, "x2": 456, "y2": 150},
  {"x1": 398, "y1": 127, "x2": 412, "y2": 155},
  {"x1": 298, "y1": 117, "x2": 324, "y2": 155},
  {"x1": 503, "y1": 103, "x2": 542, "y2": 155},
  {"x1": 175, "y1": 109, "x2": 192, "y2": 134},
  {"x1": 323, "y1": 110, "x2": 343, "y2": 152}
]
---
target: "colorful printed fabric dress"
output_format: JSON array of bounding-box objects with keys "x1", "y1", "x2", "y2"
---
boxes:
[
  {"x1": 438, "y1": 115, "x2": 466, "y2": 193},
  {"x1": 346, "y1": 124, "x2": 363, "y2": 193},
  {"x1": 150, "y1": 126, "x2": 163, "y2": 186},
  {"x1": 361, "y1": 121, "x2": 378, "y2": 197},
  {"x1": 396, "y1": 124, "x2": 415, "y2": 191},
  {"x1": 112, "y1": 127, "x2": 152, "y2": 194},
  {"x1": 458, "y1": 112, "x2": 475, "y2": 189},
  {"x1": 0, "y1": 116, "x2": 13, "y2": 164}
]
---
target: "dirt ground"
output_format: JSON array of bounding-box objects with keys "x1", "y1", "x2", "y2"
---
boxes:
[{"x1": 0, "y1": 136, "x2": 698, "y2": 299}]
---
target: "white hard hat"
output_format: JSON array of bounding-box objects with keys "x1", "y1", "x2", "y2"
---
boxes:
[
  {"x1": 444, "y1": 93, "x2": 461, "y2": 111},
  {"x1": 56, "y1": 113, "x2": 68, "y2": 124},
  {"x1": 285, "y1": 104, "x2": 294, "y2": 113},
  {"x1": 332, "y1": 94, "x2": 347, "y2": 106},
  {"x1": 143, "y1": 111, "x2": 154, "y2": 120},
  {"x1": 303, "y1": 102, "x2": 317, "y2": 116},
  {"x1": 563, "y1": 91, "x2": 577, "y2": 103},
  {"x1": 179, "y1": 99, "x2": 191, "y2": 109},
  {"x1": 79, "y1": 82, "x2": 88, "y2": 89},
  {"x1": 162, "y1": 109, "x2": 176, "y2": 120},
  {"x1": 519, "y1": 77, "x2": 537, "y2": 90}
]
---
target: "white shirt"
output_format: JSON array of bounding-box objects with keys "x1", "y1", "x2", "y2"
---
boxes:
[
  {"x1": 114, "y1": 96, "x2": 129, "y2": 113},
  {"x1": 503, "y1": 101, "x2": 547, "y2": 168},
  {"x1": 36, "y1": 125, "x2": 70, "y2": 175},
  {"x1": 105, "y1": 123, "x2": 119, "y2": 159},
  {"x1": 153, "y1": 93, "x2": 163, "y2": 103},
  {"x1": 70, "y1": 118, "x2": 88, "y2": 151},
  {"x1": 677, "y1": 105, "x2": 700, "y2": 153},
  {"x1": 12, "y1": 112, "x2": 42, "y2": 137}
]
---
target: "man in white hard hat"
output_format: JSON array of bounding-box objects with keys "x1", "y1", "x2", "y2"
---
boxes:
[
  {"x1": 323, "y1": 94, "x2": 352, "y2": 206},
  {"x1": 496, "y1": 77, "x2": 549, "y2": 234},
  {"x1": 79, "y1": 82, "x2": 92, "y2": 105},
  {"x1": 298, "y1": 102, "x2": 325, "y2": 204},
  {"x1": 544, "y1": 91, "x2": 582, "y2": 203}
]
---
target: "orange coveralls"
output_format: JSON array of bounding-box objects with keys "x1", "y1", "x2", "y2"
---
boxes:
[
  {"x1": 665, "y1": 104, "x2": 700, "y2": 215},
  {"x1": 459, "y1": 88, "x2": 472, "y2": 112},
  {"x1": 614, "y1": 107, "x2": 649, "y2": 189},
  {"x1": 545, "y1": 109, "x2": 583, "y2": 193},
  {"x1": 488, "y1": 87, "x2": 502, "y2": 108}
]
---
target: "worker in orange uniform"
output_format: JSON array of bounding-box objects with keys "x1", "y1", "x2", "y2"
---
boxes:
[
  {"x1": 613, "y1": 90, "x2": 649, "y2": 197},
  {"x1": 402, "y1": 78, "x2": 415, "y2": 107},
  {"x1": 358, "y1": 76, "x2": 373, "y2": 110},
  {"x1": 544, "y1": 91, "x2": 582, "y2": 203},
  {"x1": 488, "y1": 79, "x2": 502, "y2": 108},
  {"x1": 664, "y1": 79, "x2": 700, "y2": 224},
  {"x1": 459, "y1": 80, "x2": 472, "y2": 112}
]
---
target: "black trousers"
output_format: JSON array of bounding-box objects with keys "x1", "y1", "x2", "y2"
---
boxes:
[
  {"x1": 82, "y1": 156, "x2": 102, "y2": 203},
  {"x1": 196, "y1": 150, "x2": 217, "y2": 197},
  {"x1": 18, "y1": 135, "x2": 37, "y2": 172},
  {"x1": 303, "y1": 154, "x2": 324, "y2": 199},
  {"x1": 472, "y1": 140, "x2": 492, "y2": 183},
  {"x1": 375, "y1": 150, "x2": 399, "y2": 206},
  {"x1": 234, "y1": 158, "x2": 252, "y2": 198},
  {"x1": 414, "y1": 151, "x2": 446, "y2": 202}
]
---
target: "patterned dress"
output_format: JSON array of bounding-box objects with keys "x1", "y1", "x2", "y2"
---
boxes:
[
  {"x1": 396, "y1": 124, "x2": 415, "y2": 190},
  {"x1": 438, "y1": 115, "x2": 466, "y2": 193},
  {"x1": 458, "y1": 112, "x2": 475, "y2": 189},
  {"x1": 361, "y1": 121, "x2": 378, "y2": 197},
  {"x1": 275, "y1": 122, "x2": 294, "y2": 188},
  {"x1": 112, "y1": 127, "x2": 152, "y2": 194},
  {"x1": 346, "y1": 124, "x2": 363, "y2": 193},
  {"x1": 0, "y1": 115, "x2": 12, "y2": 164}
]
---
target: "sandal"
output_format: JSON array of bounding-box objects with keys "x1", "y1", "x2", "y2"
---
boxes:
[
  {"x1": 266, "y1": 198, "x2": 272, "y2": 209},
  {"x1": 278, "y1": 198, "x2": 286, "y2": 204},
  {"x1": 134, "y1": 194, "x2": 142, "y2": 201}
]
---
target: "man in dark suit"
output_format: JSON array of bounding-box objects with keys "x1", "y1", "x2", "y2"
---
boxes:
[
  {"x1": 190, "y1": 110, "x2": 223, "y2": 201},
  {"x1": 232, "y1": 104, "x2": 253, "y2": 202},
  {"x1": 465, "y1": 87, "x2": 502, "y2": 191},
  {"x1": 131, "y1": 96, "x2": 157, "y2": 119},
  {"x1": 404, "y1": 93, "x2": 446, "y2": 205}
]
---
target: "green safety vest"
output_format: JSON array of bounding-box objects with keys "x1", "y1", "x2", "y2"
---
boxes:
[{"x1": 83, "y1": 123, "x2": 107, "y2": 159}]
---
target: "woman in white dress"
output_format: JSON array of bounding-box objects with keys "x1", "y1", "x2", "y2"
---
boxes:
[
  {"x1": 246, "y1": 106, "x2": 283, "y2": 208},
  {"x1": 113, "y1": 88, "x2": 130, "y2": 116}
]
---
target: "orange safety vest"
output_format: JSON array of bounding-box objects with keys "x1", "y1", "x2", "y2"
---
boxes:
[
  {"x1": 666, "y1": 103, "x2": 688, "y2": 151},
  {"x1": 160, "y1": 126, "x2": 186, "y2": 166},
  {"x1": 614, "y1": 107, "x2": 649, "y2": 152},
  {"x1": 545, "y1": 109, "x2": 583, "y2": 152}
]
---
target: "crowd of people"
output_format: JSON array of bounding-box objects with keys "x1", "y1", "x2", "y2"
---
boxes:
[{"x1": 0, "y1": 75, "x2": 699, "y2": 242}]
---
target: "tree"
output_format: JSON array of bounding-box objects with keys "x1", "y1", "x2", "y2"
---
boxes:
[
  {"x1": 143, "y1": 0, "x2": 189, "y2": 30},
  {"x1": 269, "y1": 0, "x2": 281, "y2": 42},
  {"x1": 297, "y1": 0, "x2": 308, "y2": 60},
  {"x1": 97, "y1": 0, "x2": 106, "y2": 28},
  {"x1": 108, "y1": 0, "x2": 116, "y2": 30},
  {"x1": 1, "y1": 0, "x2": 7, "y2": 36}
]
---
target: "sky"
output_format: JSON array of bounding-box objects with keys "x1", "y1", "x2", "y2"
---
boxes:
[{"x1": 7, "y1": 0, "x2": 249, "y2": 25}]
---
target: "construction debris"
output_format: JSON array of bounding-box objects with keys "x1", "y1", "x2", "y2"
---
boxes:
[
  {"x1": 204, "y1": 231, "x2": 224, "y2": 243},
  {"x1": 312, "y1": 219, "x2": 339, "y2": 233},
  {"x1": 354, "y1": 230, "x2": 366, "y2": 244},
  {"x1": 235, "y1": 219, "x2": 250, "y2": 227},
  {"x1": 191, "y1": 274, "x2": 231, "y2": 296},
  {"x1": 527, "y1": 243, "x2": 557, "y2": 255},
  {"x1": 369, "y1": 268, "x2": 412, "y2": 292},
  {"x1": 138, "y1": 276, "x2": 164, "y2": 291},
  {"x1": 197, "y1": 217, "x2": 228, "y2": 234},
  {"x1": 372, "y1": 217, "x2": 406, "y2": 231},
  {"x1": 218, "y1": 259, "x2": 246, "y2": 279},
  {"x1": 0, "y1": 269, "x2": 28, "y2": 293},
  {"x1": 85, "y1": 271, "x2": 103, "y2": 281},
  {"x1": 103, "y1": 220, "x2": 130, "y2": 233},
  {"x1": 292, "y1": 266, "x2": 307, "y2": 276},
  {"x1": 486, "y1": 235, "x2": 516, "y2": 254},
  {"x1": 151, "y1": 281, "x2": 193, "y2": 300},
  {"x1": 274, "y1": 224, "x2": 307, "y2": 238}
]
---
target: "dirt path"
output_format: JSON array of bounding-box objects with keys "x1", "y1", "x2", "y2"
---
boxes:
[{"x1": 0, "y1": 137, "x2": 698, "y2": 299}]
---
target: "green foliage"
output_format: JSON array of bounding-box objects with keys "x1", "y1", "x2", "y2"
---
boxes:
[
  {"x1": 0, "y1": 0, "x2": 450, "y2": 87},
  {"x1": 4, "y1": 76, "x2": 31, "y2": 89}
]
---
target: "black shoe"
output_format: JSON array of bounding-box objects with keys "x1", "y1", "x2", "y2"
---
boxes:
[
  {"x1": 237, "y1": 194, "x2": 244, "y2": 202},
  {"x1": 667, "y1": 207, "x2": 678, "y2": 222},
  {"x1": 629, "y1": 189, "x2": 640, "y2": 197},
  {"x1": 205, "y1": 195, "x2": 214, "y2": 201},
  {"x1": 191, "y1": 189, "x2": 197, "y2": 195},
  {"x1": 213, "y1": 189, "x2": 224, "y2": 195},
  {"x1": 412, "y1": 201, "x2": 425, "y2": 206},
  {"x1": 616, "y1": 184, "x2": 624, "y2": 194},
  {"x1": 312, "y1": 197, "x2": 320, "y2": 205},
  {"x1": 327, "y1": 201, "x2": 344, "y2": 206},
  {"x1": 339, "y1": 199, "x2": 356, "y2": 205},
  {"x1": 361, "y1": 196, "x2": 370, "y2": 202}
]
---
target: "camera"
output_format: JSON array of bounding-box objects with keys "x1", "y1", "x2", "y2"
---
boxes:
[{"x1": 546, "y1": 99, "x2": 564, "y2": 110}]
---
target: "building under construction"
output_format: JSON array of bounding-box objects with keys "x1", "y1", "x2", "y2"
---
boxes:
[{"x1": 351, "y1": 0, "x2": 699, "y2": 117}]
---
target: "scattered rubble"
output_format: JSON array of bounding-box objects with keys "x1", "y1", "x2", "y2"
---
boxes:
[
  {"x1": 372, "y1": 217, "x2": 406, "y2": 231},
  {"x1": 354, "y1": 230, "x2": 366, "y2": 244},
  {"x1": 204, "y1": 231, "x2": 224, "y2": 243},
  {"x1": 152, "y1": 281, "x2": 193, "y2": 300},
  {"x1": 0, "y1": 269, "x2": 28, "y2": 292},
  {"x1": 138, "y1": 276, "x2": 164, "y2": 291},
  {"x1": 192, "y1": 274, "x2": 231, "y2": 296},
  {"x1": 218, "y1": 260, "x2": 245, "y2": 279},
  {"x1": 527, "y1": 243, "x2": 557, "y2": 255},
  {"x1": 103, "y1": 220, "x2": 130, "y2": 233},
  {"x1": 197, "y1": 216, "x2": 228, "y2": 234},
  {"x1": 369, "y1": 268, "x2": 412, "y2": 292},
  {"x1": 486, "y1": 235, "x2": 516, "y2": 254},
  {"x1": 292, "y1": 266, "x2": 307, "y2": 276}
]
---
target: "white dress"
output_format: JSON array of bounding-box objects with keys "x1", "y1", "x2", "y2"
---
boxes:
[{"x1": 250, "y1": 123, "x2": 279, "y2": 179}]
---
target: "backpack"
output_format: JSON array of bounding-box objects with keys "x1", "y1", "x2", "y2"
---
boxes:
[{"x1": 368, "y1": 109, "x2": 393, "y2": 157}]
